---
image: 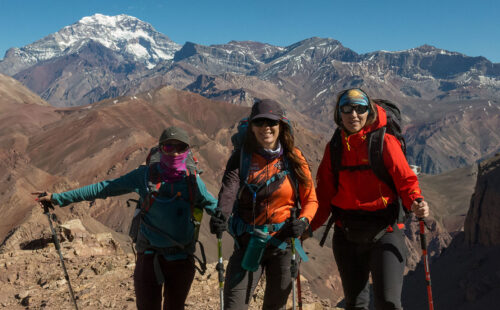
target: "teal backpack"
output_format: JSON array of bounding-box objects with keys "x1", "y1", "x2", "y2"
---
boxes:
[{"x1": 127, "y1": 146, "x2": 207, "y2": 275}]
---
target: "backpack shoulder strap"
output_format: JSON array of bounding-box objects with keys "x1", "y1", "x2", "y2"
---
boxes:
[
  {"x1": 368, "y1": 127, "x2": 397, "y2": 194},
  {"x1": 185, "y1": 167, "x2": 200, "y2": 211},
  {"x1": 239, "y1": 146, "x2": 252, "y2": 183},
  {"x1": 368, "y1": 127, "x2": 409, "y2": 222},
  {"x1": 185, "y1": 167, "x2": 207, "y2": 273},
  {"x1": 329, "y1": 128, "x2": 343, "y2": 190},
  {"x1": 143, "y1": 163, "x2": 162, "y2": 212},
  {"x1": 283, "y1": 154, "x2": 301, "y2": 215}
]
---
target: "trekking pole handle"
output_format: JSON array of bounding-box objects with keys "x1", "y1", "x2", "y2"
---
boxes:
[
  {"x1": 38, "y1": 192, "x2": 54, "y2": 214},
  {"x1": 416, "y1": 198, "x2": 424, "y2": 218},
  {"x1": 416, "y1": 198, "x2": 427, "y2": 246},
  {"x1": 215, "y1": 210, "x2": 225, "y2": 239}
]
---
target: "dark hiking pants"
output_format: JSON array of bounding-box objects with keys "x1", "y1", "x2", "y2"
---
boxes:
[
  {"x1": 224, "y1": 244, "x2": 293, "y2": 310},
  {"x1": 134, "y1": 253, "x2": 195, "y2": 310},
  {"x1": 332, "y1": 226, "x2": 407, "y2": 310}
]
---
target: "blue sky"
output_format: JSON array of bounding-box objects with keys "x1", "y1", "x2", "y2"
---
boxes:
[{"x1": 0, "y1": 0, "x2": 499, "y2": 62}]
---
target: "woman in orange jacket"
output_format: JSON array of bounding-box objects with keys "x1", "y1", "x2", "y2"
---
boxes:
[
  {"x1": 210, "y1": 99, "x2": 318, "y2": 310},
  {"x1": 310, "y1": 88, "x2": 429, "y2": 310}
]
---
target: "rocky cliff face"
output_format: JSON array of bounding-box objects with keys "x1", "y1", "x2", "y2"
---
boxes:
[
  {"x1": 402, "y1": 153, "x2": 500, "y2": 310},
  {"x1": 464, "y1": 154, "x2": 500, "y2": 246}
]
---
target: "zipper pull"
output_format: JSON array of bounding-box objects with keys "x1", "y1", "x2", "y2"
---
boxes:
[{"x1": 344, "y1": 136, "x2": 351, "y2": 151}]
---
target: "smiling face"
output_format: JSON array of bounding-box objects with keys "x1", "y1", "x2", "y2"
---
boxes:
[
  {"x1": 251, "y1": 118, "x2": 280, "y2": 149},
  {"x1": 340, "y1": 105, "x2": 368, "y2": 134}
]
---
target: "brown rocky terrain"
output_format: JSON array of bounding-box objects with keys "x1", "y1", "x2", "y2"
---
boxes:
[
  {"x1": 0, "y1": 76, "x2": 342, "y2": 308},
  {"x1": 0, "y1": 213, "x2": 340, "y2": 310}
]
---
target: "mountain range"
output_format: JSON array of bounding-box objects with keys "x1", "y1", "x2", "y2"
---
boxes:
[{"x1": 1, "y1": 14, "x2": 499, "y2": 174}]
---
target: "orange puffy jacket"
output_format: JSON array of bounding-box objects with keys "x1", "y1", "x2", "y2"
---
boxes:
[{"x1": 218, "y1": 148, "x2": 318, "y2": 227}]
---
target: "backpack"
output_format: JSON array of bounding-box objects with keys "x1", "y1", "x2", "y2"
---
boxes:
[
  {"x1": 319, "y1": 99, "x2": 408, "y2": 246},
  {"x1": 127, "y1": 146, "x2": 207, "y2": 274}
]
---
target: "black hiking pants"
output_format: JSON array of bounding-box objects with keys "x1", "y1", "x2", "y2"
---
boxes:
[
  {"x1": 224, "y1": 242, "x2": 293, "y2": 310},
  {"x1": 333, "y1": 226, "x2": 407, "y2": 310},
  {"x1": 134, "y1": 253, "x2": 195, "y2": 310}
]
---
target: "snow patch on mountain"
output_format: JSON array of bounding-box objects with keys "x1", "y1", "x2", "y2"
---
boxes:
[
  {"x1": 315, "y1": 88, "x2": 328, "y2": 98},
  {"x1": 479, "y1": 75, "x2": 500, "y2": 87}
]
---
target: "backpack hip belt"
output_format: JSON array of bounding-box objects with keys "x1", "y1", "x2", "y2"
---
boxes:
[
  {"x1": 332, "y1": 203, "x2": 401, "y2": 244},
  {"x1": 227, "y1": 215, "x2": 308, "y2": 262}
]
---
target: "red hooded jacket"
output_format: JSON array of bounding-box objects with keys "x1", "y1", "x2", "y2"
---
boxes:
[{"x1": 310, "y1": 105, "x2": 423, "y2": 231}]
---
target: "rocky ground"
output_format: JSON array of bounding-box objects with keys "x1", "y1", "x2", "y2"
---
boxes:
[{"x1": 0, "y1": 219, "x2": 340, "y2": 310}]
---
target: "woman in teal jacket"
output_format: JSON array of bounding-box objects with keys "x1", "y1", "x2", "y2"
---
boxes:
[{"x1": 34, "y1": 126, "x2": 222, "y2": 310}]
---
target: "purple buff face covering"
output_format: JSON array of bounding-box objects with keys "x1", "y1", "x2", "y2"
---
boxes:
[{"x1": 159, "y1": 150, "x2": 189, "y2": 182}]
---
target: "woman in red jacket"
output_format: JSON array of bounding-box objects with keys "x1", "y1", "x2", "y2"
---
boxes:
[{"x1": 310, "y1": 88, "x2": 429, "y2": 310}]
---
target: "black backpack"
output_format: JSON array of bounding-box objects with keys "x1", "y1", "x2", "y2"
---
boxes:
[{"x1": 319, "y1": 99, "x2": 408, "y2": 246}]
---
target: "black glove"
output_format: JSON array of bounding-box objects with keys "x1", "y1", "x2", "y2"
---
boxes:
[
  {"x1": 281, "y1": 217, "x2": 309, "y2": 239},
  {"x1": 210, "y1": 211, "x2": 227, "y2": 237}
]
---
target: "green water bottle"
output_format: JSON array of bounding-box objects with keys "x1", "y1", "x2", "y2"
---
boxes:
[{"x1": 241, "y1": 226, "x2": 268, "y2": 272}]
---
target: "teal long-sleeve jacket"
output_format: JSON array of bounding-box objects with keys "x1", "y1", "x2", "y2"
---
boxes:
[{"x1": 52, "y1": 165, "x2": 218, "y2": 260}]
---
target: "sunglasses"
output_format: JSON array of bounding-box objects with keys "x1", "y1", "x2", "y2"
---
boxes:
[
  {"x1": 340, "y1": 104, "x2": 369, "y2": 114},
  {"x1": 160, "y1": 142, "x2": 189, "y2": 154},
  {"x1": 252, "y1": 118, "x2": 280, "y2": 127}
]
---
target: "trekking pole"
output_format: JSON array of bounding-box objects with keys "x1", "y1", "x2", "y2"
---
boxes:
[
  {"x1": 291, "y1": 238, "x2": 297, "y2": 310},
  {"x1": 296, "y1": 247, "x2": 303, "y2": 310},
  {"x1": 416, "y1": 198, "x2": 434, "y2": 310},
  {"x1": 39, "y1": 193, "x2": 79, "y2": 310},
  {"x1": 215, "y1": 212, "x2": 225, "y2": 310},
  {"x1": 319, "y1": 215, "x2": 335, "y2": 247},
  {"x1": 290, "y1": 208, "x2": 299, "y2": 310}
]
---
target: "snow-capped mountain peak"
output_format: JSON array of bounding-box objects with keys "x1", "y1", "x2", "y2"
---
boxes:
[
  {"x1": 1, "y1": 14, "x2": 181, "y2": 74},
  {"x1": 78, "y1": 13, "x2": 129, "y2": 26}
]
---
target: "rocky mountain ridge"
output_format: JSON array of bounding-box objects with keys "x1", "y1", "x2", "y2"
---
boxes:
[
  {"x1": 2, "y1": 15, "x2": 499, "y2": 112},
  {"x1": 1, "y1": 14, "x2": 499, "y2": 173}
]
